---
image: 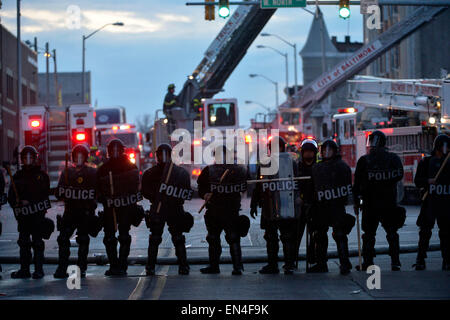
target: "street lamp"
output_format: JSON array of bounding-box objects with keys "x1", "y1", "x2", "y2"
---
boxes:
[
  {"x1": 82, "y1": 22, "x2": 124, "y2": 103},
  {"x1": 256, "y1": 45, "x2": 289, "y2": 98},
  {"x1": 260, "y1": 32, "x2": 298, "y2": 95},
  {"x1": 249, "y1": 74, "x2": 279, "y2": 108},
  {"x1": 245, "y1": 100, "x2": 271, "y2": 112}
]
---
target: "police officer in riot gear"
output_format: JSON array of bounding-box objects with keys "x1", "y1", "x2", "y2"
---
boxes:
[
  {"x1": 310, "y1": 140, "x2": 353, "y2": 275},
  {"x1": 97, "y1": 139, "x2": 141, "y2": 276},
  {"x1": 414, "y1": 134, "x2": 450, "y2": 271},
  {"x1": 251, "y1": 136, "x2": 300, "y2": 274},
  {"x1": 8, "y1": 146, "x2": 51, "y2": 279},
  {"x1": 353, "y1": 130, "x2": 405, "y2": 271},
  {"x1": 142, "y1": 143, "x2": 193, "y2": 275},
  {"x1": 297, "y1": 139, "x2": 319, "y2": 271},
  {"x1": 198, "y1": 145, "x2": 248, "y2": 275},
  {"x1": 54, "y1": 144, "x2": 98, "y2": 279},
  {"x1": 0, "y1": 169, "x2": 5, "y2": 280}
]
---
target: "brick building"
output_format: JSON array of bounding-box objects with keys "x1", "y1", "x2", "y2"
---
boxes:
[{"x1": 0, "y1": 24, "x2": 38, "y2": 162}]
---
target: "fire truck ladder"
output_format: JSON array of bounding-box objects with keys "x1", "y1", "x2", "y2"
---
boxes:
[
  {"x1": 46, "y1": 107, "x2": 71, "y2": 189},
  {"x1": 176, "y1": 3, "x2": 276, "y2": 130},
  {"x1": 287, "y1": 5, "x2": 448, "y2": 120}
]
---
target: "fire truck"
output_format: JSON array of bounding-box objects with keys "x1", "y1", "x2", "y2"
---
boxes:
[
  {"x1": 333, "y1": 75, "x2": 450, "y2": 202},
  {"x1": 19, "y1": 104, "x2": 96, "y2": 188}
]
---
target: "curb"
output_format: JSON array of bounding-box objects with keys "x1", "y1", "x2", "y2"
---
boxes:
[{"x1": 0, "y1": 244, "x2": 440, "y2": 266}]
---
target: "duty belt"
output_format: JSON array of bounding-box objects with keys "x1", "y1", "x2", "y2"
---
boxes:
[
  {"x1": 13, "y1": 199, "x2": 51, "y2": 217},
  {"x1": 105, "y1": 192, "x2": 143, "y2": 208}
]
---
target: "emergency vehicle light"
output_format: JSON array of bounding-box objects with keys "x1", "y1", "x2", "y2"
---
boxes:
[
  {"x1": 245, "y1": 135, "x2": 252, "y2": 144},
  {"x1": 30, "y1": 120, "x2": 41, "y2": 128},
  {"x1": 120, "y1": 125, "x2": 131, "y2": 130},
  {"x1": 112, "y1": 126, "x2": 119, "y2": 131},
  {"x1": 338, "y1": 108, "x2": 357, "y2": 113},
  {"x1": 192, "y1": 169, "x2": 201, "y2": 176},
  {"x1": 76, "y1": 133, "x2": 86, "y2": 141},
  {"x1": 193, "y1": 140, "x2": 201, "y2": 146}
]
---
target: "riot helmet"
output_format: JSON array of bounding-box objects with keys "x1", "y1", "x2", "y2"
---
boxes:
[
  {"x1": 156, "y1": 143, "x2": 172, "y2": 165},
  {"x1": 433, "y1": 134, "x2": 450, "y2": 156},
  {"x1": 301, "y1": 139, "x2": 318, "y2": 162},
  {"x1": 72, "y1": 144, "x2": 89, "y2": 166},
  {"x1": 321, "y1": 140, "x2": 338, "y2": 160},
  {"x1": 20, "y1": 145, "x2": 38, "y2": 167},
  {"x1": 107, "y1": 139, "x2": 125, "y2": 159},
  {"x1": 268, "y1": 136, "x2": 286, "y2": 154},
  {"x1": 367, "y1": 130, "x2": 386, "y2": 149}
]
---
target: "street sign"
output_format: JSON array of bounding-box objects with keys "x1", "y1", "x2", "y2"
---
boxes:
[{"x1": 261, "y1": 0, "x2": 306, "y2": 8}]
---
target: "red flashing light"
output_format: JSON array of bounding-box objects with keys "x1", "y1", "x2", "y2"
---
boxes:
[
  {"x1": 76, "y1": 133, "x2": 86, "y2": 141},
  {"x1": 149, "y1": 152, "x2": 153, "y2": 158},
  {"x1": 112, "y1": 126, "x2": 119, "y2": 131},
  {"x1": 245, "y1": 135, "x2": 252, "y2": 144},
  {"x1": 192, "y1": 168, "x2": 201, "y2": 176},
  {"x1": 30, "y1": 120, "x2": 41, "y2": 128},
  {"x1": 129, "y1": 152, "x2": 136, "y2": 159},
  {"x1": 76, "y1": 119, "x2": 85, "y2": 125},
  {"x1": 193, "y1": 140, "x2": 201, "y2": 146},
  {"x1": 307, "y1": 135, "x2": 315, "y2": 140},
  {"x1": 338, "y1": 108, "x2": 358, "y2": 114}
]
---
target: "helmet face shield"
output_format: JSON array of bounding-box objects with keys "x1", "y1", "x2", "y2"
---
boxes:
[
  {"x1": 322, "y1": 145, "x2": 334, "y2": 159},
  {"x1": 443, "y1": 141, "x2": 448, "y2": 155},
  {"x1": 367, "y1": 135, "x2": 380, "y2": 148},
  {"x1": 76, "y1": 152, "x2": 86, "y2": 166},
  {"x1": 22, "y1": 152, "x2": 34, "y2": 166},
  {"x1": 157, "y1": 149, "x2": 171, "y2": 164}
]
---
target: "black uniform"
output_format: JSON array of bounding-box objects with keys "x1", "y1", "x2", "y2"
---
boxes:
[
  {"x1": 142, "y1": 161, "x2": 192, "y2": 275},
  {"x1": 97, "y1": 154, "x2": 140, "y2": 275},
  {"x1": 0, "y1": 170, "x2": 5, "y2": 278},
  {"x1": 311, "y1": 155, "x2": 353, "y2": 274},
  {"x1": 250, "y1": 155, "x2": 300, "y2": 274},
  {"x1": 198, "y1": 164, "x2": 248, "y2": 275},
  {"x1": 297, "y1": 157, "x2": 318, "y2": 267},
  {"x1": 353, "y1": 147, "x2": 404, "y2": 270},
  {"x1": 8, "y1": 165, "x2": 51, "y2": 279},
  {"x1": 54, "y1": 164, "x2": 98, "y2": 278},
  {"x1": 163, "y1": 91, "x2": 178, "y2": 133},
  {"x1": 414, "y1": 153, "x2": 450, "y2": 270}
]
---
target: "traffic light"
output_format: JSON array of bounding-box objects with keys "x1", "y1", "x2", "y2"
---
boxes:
[
  {"x1": 218, "y1": 0, "x2": 230, "y2": 18},
  {"x1": 205, "y1": 0, "x2": 215, "y2": 21},
  {"x1": 339, "y1": 0, "x2": 350, "y2": 19}
]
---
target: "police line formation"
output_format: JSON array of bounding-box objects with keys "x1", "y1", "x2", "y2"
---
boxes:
[{"x1": 0, "y1": 132, "x2": 448, "y2": 280}]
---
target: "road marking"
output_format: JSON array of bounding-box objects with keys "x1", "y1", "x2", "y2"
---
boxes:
[
  {"x1": 128, "y1": 270, "x2": 148, "y2": 300},
  {"x1": 247, "y1": 234, "x2": 253, "y2": 246},
  {"x1": 148, "y1": 265, "x2": 169, "y2": 300}
]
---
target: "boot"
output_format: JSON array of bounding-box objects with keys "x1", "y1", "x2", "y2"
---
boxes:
[
  {"x1": 118, "y1": 235, "x2": 131, "y2": 276},
  {"x1": 259, "y1": 241, "x2": 279, "y2": 274},
  {"x1": 54, "y1": 235, "x2": 71, "y2": 279},
  {"x1": 335, "y1": 234, "x2": 352, "y2": 275},
  {"x1": 12, "y1": 240, "x2": 32, "y2": 279},
  {"x1": 77, "y1": 235, "x2": 90, "y2": 278},
  {"x1": 307, "y1": 232, "x2": 328, "y2": 273},
  {"x1": 387, "y1": 232, "x2": 401, "y2": 271},
  {"x1": 230, "y1": 242, "x2": 244, "y2": 276},
  {"x1": 104, "y1": 236, "x2": 121, "y2": 276},
  {"x1": 413, "y1": 229, "x2": 430, "y2": 271},
  {"x1": 174, "y1": 240, "x2": 190, "y2": 275},
  {"x1": 356, "y1": 233, "x2": 375, "y2": 271},
  {"x1": 200, "y1": 240, "x2": 221, "y2": 274},
  {"x1": 146, "y1": 244, "x2": 159, "y2": 276},
  {"x1": 282, "y1": 241, "x2": 296, "y2": 275},
  {"x1": 32, "y1": 244, "x2": 45, "y2": 279}
]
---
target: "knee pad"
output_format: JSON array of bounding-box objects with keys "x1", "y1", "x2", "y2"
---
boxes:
[
  {"x1": 386, "y1": 231, "x2": 399, "y2": 243},
  {"x1": 57, "y1": 234, "x2": 71, "y2": 246},
  {"x1": 419, "y1": 228, "x2": 432, "y2": 240},
  {"x1": 103, "y1": 235, "x2": 118, "y2": 247},
  {"x1": 263, "y1": 229, "x2": 279, "y2": 243},
  {"x1": 118, "y1": 234, "x2": 132, "y2": 246},
  {"x1": 17, "y1": 235, "x2": 32, "y2": 248},
  {"x1": 171, "y1": 234, "x2": 185, "y2": 246},
  {"x1": 76, "y1": 234, "x2": 90, "y2": 246},
  {"x1": 206, "y1": 233, "x2": 221, "y2": 246},
  {"x1": 149, "y1": 234, "x2": 162, "y2": 246},
  {"x1": 332, "y1": 231, "x2": 346, "y2": 242},
  {"x1": 362, "y1": 232, "x2": 376, "y2": 242},
  {"x1": 280, "y1": 231, "x2": 295, "y2": 244},
  {"x1": 225, "y1": 232, "x2": 240, "y2": 245},
  {"x1": 32, "y1": 239, "x2": 45, "y2": 251}
]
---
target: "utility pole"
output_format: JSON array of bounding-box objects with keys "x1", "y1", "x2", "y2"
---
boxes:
[
  {"x1": 17, "y1": 0, "x2": 22, "y2": 108},
  {"x1": 46, "y1": 42, "x2": 50, "y2": 105},
  {"x1": 53, "y1": 49, "x2": 60, "y2": 106}
]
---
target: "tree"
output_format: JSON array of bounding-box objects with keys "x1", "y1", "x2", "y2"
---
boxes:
[{"x1": 135, "y1": 113, "x2": 153, "y2": 133}]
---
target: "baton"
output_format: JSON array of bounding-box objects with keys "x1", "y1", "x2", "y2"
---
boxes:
[
  {"x1": 109, "y1": 171, "x2": 118, "y2": 233},
  {"x1": 354, "y1": 204, "x2": 362, "y2": 271},
  {"x1": 421, "y1": 152, "x2": 450, "y2": 201},
  {"x1": 156, "y1": 162, "x2": 174, "y2": 214},
  {"x1": 246, "y1": 176, "x2": 311, "y2": 184},
  {"x1": 305, "y1": 223, "x2": 310, "y2": 273},
  {"x1": 198, "y1": 168, "x2": 230, "y2": 213},
  {"x1": 64, "y1": 153, "x2": 69, "y2": 185}
]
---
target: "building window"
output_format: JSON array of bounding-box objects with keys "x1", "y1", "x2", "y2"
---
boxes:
[
  {"x1": 22, "y1": 84, "x2": 28, "y2": 105},
  {"x1": 6, "y1": 74, "x2": 14, "y2": 100},
  {"x1": 30, "y1": 89, "x2": 36, "y2": 104}
]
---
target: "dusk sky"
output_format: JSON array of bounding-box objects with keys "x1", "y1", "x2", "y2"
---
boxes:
[{"x1": 1, "y1": 0, "x2": 364, "y2": 128}]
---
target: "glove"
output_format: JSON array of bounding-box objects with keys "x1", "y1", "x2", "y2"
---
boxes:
[{"x1": 250, "y1": 207, "x2": 258, "y2": 219}]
